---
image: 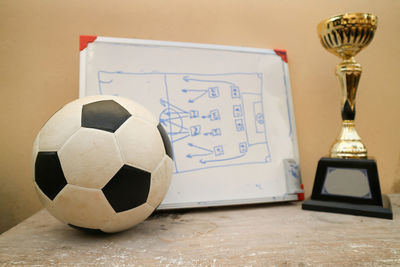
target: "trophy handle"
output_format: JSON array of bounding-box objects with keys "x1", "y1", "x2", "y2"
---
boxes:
[{"x1": 330, "y1": 57, "x2": 367, "y2": 158}]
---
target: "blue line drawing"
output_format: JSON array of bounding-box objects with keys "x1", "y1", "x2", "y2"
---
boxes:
[
  {"x1": 172, "y1": 134, "x2": 190, "y2": 143},
  {"x1": 96, "y1": 71, "x2": 293, "y2": 174},
  {"x1": 189, "y1": 110, "x2": 199, "y2": 119},
  {"x1": 163, "y1": 74, "x2": 178, "y2": 172},
  {"x1": 253, "y1": 101, "x2": 264, "y2": 133},
  {"x1": 183, "y1": 76, "x2": 237, "y2": 87},
  {"x1": 204, "y1": 128, "x2": 221, "y2": 136},
  {"x1": 233, "y1": 105, "x2": 242, "y2": 117},
  {"x1": 200, "y1": 152, "x2": 245, "y2": 164},
  {"x1": 231, "y1": 86, "x2": 240, "y2": 98},
  {"x1": 258, "y1": 73, "x2": 272, "y2": 158},
  {"x1": 182, "y1": 88, "x2": 208, "y2": 103},
  {"x1": 235, "y1": 119, "x2": 245, "y2": 132},
  {"x1": 190, "y1": 125, "x2": 201, "y2": 136},
  {"x1": 239, "y1": 94, "x2": 250, "y2": 146},
  {"x1": 208, "y1": 87, "x2": 220, "y2": 98},
  {"x1": 239, "y1": 142, "x2": 248, "y2": 153},
  {"x1": 209, "y1": 109, "x2": 221, "y2": 121},
  {"x1": 182, "y1": 89, "x2": 207, "y2": 93},
  {"x1": 213, "y1": 145, "x2": 224, "y2": 156},
  {"x1": 187, "y1": 142, "x2": 212, "y2": 152},
  {"x1": 288, "y1": 163, "x2": 300, "y2": 179},
  {"x1": 186, "y1": 151, "x2": 213, "y2": 158}
]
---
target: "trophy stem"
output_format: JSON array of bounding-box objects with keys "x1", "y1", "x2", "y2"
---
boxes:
[{"x1": 330, "y1": 57, "x2": 367, "y2": 158}]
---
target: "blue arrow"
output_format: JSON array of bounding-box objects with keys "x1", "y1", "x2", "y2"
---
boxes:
[
  {"x1": 199, "y1": 153, "x2": 245, "y2": 164},
  {"x1": 160, "y1": 119, "x2": 188, "y2": 131},
  {"x1": 169, "y1": 131, "x2": 189, "y2": 136},
  {"x1": 162, "y1": 113, "x2": 190, "y2": 119},
  {"x1": 160, "y1": 99, "x2": 189, "y2": 114},
  {"x1": 186, "y1": 151, "x2": 213, "y2": 158},
  {"x1": 188, "y1": 91, "x2": 207, "y2": 103},
  {"x1": 181, "y1": 88, "x2": 208, "y2": 103},
  {"x1": 182, "y1": 76, "x2": 237, "y2": 87},
  {"x1": 187, "y1": 143, "x2": 213, "y2": 153},
  {"x1": 182, "y1": 89, "x2": 207, "y2": 93},
  {"x1": 172, "y1": 134, "x2": 190, "y2": 143}
]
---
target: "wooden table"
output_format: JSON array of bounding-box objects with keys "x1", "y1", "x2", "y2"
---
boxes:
[{"x1": 1, "y1": 195, "x2": 400, "y2": 266}]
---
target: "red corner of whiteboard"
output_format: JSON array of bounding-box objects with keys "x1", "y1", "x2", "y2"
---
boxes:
[
  {"x1": 297, "y1": 184, "x2": 305, "y2": 201},
  {"x1": 273, "y1": 49, "x2": 288, "y2": 63},
  {"x1": 80, "y1": 35, "x2": 98, "y2": 51}
]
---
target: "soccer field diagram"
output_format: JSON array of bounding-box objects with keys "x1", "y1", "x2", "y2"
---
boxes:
[{"x1": 97, "y1": 71, "x2": 272, "y2": 174}]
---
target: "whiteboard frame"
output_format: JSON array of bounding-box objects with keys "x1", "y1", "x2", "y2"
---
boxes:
[{"x1": 79, "y1": 36, "x2": 302, "y2": 209}]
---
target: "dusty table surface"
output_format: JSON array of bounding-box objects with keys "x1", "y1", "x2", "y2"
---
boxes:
[{"x1": 1, "y1": 195, "x2": 399, "y2": 266}]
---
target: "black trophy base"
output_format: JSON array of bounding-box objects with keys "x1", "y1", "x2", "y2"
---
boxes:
[
  {"x1": 302, "y1": 194, "x2": 392, "y2": 219},
  {"x1": 302, "y1": 157, "x2": 393, "y2": 220}
]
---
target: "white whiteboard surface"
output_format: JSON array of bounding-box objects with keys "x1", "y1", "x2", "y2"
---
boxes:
[{"x1": 79, "y1": 36, "x2": 302, "y2": 209}]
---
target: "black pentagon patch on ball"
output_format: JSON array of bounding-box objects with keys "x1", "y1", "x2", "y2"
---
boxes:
[
  {"x1": 35, "y1": 152, "x2": 67, "y2": 200},
  {"x1": 157, "y1": 123, "x2": 173, "y2": 159},
  {"x1": 102, "y1": 165, "x2": 151, "y2": 213},
  {"x1": 81, "y1": 100, "x2": 131, "y2": 133}
]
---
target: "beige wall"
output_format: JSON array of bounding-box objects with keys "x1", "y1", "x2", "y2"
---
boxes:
[{"x1": 1, "y1": 0, "x2": 399, "y2": 233}]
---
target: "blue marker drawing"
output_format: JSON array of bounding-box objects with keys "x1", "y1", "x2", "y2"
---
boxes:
[
  {"x1": 187, "y1": 142, "x2": 213, "y2": 152},
  {"x1": 204, "y1": 128, "x2": 221, "y2": 136},
  {"x1": 190, "y1": 125, "x2": 201, "y2": 136},
  {"x1": 189, "y1": 110, "x2": 199, "y2": 119},
  {"x1": 289, "y1": 163, "x2": 300, "y2": 179},
  {"x1": 213, "y1": 145, "x2": 224, "y2": 156},
  {"x1": 95, "y1": 71, "x2": 293, "y2": 174},
  {"x1": 208, "y1": 87, "x2": 220, "y2": 98},
  {"x1": 209, "y1": 109, "x2": 221, "y2": 121},
  {"x1": 182, "y1": 88, "x2": 208, "y2": 103},
  {"x1": 235, "y1": 119, "x2": 244, "y2": 132},
  {"x1": 239, "y1": 142, "x2": 248, "y2": 153},
  {"x1": 182, "y1": 76, "x2": 237, "y2": 87},
  {"x1": 199, "y1": 152, "x2": 245, "y2": 164},
  {"x1": 233, "y1": 104, "x2": 242, "y2": 117},
  {"x1": 186, "y1": 151, "x2": 212, "y2": 158},
  {"x1": 231, "y1": 86, "x2": 240, "y2": 98}
]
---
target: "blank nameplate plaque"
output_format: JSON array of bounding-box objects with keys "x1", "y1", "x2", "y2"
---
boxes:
[
  {"x1": 322, "y1": 167, "x2": 371, "y2": 198},
  {"x1": 79, "y1": 36, "x2": 302, "y2": 209},
  {"x1": 302, "y1": 158, "x2": 392, "y2": 219}
]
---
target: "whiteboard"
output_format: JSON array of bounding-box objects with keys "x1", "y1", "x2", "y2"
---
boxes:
[{"x1": 79, "y1": 36, "x2": 303, "y2": 209}]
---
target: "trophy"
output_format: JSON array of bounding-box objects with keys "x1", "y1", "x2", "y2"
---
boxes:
[{"x1": 302, "y1": 13, "x2": 392, "y2": 219}]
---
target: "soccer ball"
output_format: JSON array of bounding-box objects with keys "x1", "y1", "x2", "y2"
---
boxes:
[{"x1": 32, "y1": 95, "x2": 173, "y2": 233}]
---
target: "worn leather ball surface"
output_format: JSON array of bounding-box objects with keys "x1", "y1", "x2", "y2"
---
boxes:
[{"x1": 32, "y1": 95, "x2": 173, "y2": 233}]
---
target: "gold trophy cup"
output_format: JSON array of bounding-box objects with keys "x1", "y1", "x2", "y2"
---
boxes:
[
  {"x1": 302, "y1": 13, "x2": 392, "y2": 219},
  {"x1": 319, "y1": 13, "x2": 376, "y2": 159}
]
